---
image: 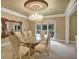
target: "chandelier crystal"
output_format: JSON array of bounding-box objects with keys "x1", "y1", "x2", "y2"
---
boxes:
[{"x1": 29, "y1": 12, "x2": 43, "y2": 21}]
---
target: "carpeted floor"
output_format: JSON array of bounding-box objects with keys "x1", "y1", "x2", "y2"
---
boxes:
[{"x1": 1, "y1": 41, "x2": 77, "y2": 59}]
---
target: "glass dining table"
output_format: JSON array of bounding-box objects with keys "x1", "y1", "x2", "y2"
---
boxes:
[{"x1": 20, "y1": 38, "x2": 40, "y2": 56}]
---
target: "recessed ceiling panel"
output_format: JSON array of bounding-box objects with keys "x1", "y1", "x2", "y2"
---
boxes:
[{"x1": 1, "y1": 0, "x2": 70, "y2": 16}]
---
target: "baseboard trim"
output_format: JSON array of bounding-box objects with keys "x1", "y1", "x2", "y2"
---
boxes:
[
  {"x1": 56, "y1": 39, "x2": 65, "y2": 42},
  {"x1": 1, "y1": 42, "x2": 10, "y2": 48},
  {"x1": 56, "y1": 39, "x2": 76, "y2": 44},
  {"x1": 70, "y1": 41, "x2": 76, "y2": 44}
]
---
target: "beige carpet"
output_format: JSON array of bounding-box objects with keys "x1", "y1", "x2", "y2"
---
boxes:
[{"x1": 1, "y1": 41, "x2": 77, "y2": 59}]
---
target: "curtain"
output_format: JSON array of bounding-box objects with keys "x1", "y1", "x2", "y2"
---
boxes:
[{"x1": 1, "y1": 18, "x2": 22, "y2": 38}]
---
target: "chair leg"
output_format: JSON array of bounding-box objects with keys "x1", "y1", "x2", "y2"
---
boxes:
[
  {"x1": 13, "y1": 53, "x2": 14, "y2": 59},
  {"x1": 47, "y1": 50, "x2": 49, "y2": 56},
  {"x1": 28, "y1": 51, "x2": 31, "y2": 59},
  {"x1": 19, "y1": 52, "x2": 21, "y2": 59},
  {"x1": 46, "y1": 47, "x2": 49, "y2": 56}
]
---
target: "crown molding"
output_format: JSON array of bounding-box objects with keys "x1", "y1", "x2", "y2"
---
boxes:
[
  {"x1": 1, "y1": 7, "x2": 65, "y2": 19},
  {"x1": 65, "y1": 0, "x2": 77, "y2": 16},
  {"x1": 44, "y1": 14, "x2": 65, "y2": 18},
  {"x1": 1, "y1": 7, "x2": 28, "y2": 19},
  {"x1": 1, "y1": 0, "x2": 77, "y2": 19}
]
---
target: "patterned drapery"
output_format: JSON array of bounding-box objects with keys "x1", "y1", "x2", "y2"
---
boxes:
[{"x1": 1, "y1": 18, "x2": 22, "y2": 38}]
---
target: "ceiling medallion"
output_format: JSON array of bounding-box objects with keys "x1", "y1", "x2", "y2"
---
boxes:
[{"x1": 24, "y1": 0, "x2": 48, "y2": 11}]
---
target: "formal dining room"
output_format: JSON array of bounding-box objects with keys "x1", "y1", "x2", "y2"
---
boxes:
[{"x1": 1, "y1": 0, "x2": 77, "y2": 59}]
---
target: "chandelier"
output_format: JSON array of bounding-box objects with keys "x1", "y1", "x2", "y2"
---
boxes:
[
  {"x1": 24, "y1": 0, "x2": 48, "y2": 21},
  {"x1": 29, "y1": 12, "x2": 43, "y2": 21}
]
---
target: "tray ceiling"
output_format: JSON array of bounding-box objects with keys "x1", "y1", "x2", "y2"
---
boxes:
[{"x1": 1, "y1": 0, "x2": 70, "y2": 16}]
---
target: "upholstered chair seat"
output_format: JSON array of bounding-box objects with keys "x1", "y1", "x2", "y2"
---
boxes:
[
  {"x1": 19, "y1": 46, "x2": 30, "y2": 56},
  {"x1": 40, "y1": 39, "x2": 46, "y2": 44},
  {"x1": 35, "y1": 43, "x2": 46, "y2": 52}
]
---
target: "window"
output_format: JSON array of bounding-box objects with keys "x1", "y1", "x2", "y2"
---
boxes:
[
  {"x1": 49, "y1": 24, "x2": 54, "y2": 37},
  {"x1": 35, "y1": 24, "x2": 41, "y2": 41},
  {"x1": 35, "y1": 23, "x2": 54, "y2": 41},
  {"x1": 37, "y1": 24, "x2": 41, "y2": 30},
  {"x1": 18, "y1": 25, "x2": 21, "y2": 30},
  {"x1": 42, "y1": 24, "x2": 47, "y2": 38},
  {"x1": 15, "y1": 25, "x2": 17, "y2": 31},
  {"x1": 49, "y1": 24, "x2": 54, "y2": 30},
  {"x1": 36, "y1": 24, "x2": 41, "y2": 34},
  {"x1": 14, "y1": 23, "x2": 21, "y2": 32},
  {"x1": 42, "y1": 25, "x2": 47, "y2": 30}
]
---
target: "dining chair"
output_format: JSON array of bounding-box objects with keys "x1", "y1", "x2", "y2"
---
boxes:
[
  {"x1": 15, "y1": 32, "x2": 26, "y2": 42},
  {"x1": 8, "y1": 33, "x2": 30, "y2": 59},
  {"x1": 22, "y1": 30, "x2": 32, "y2": 38},
  {"x1": 22, "y1": 30, "x2": 36, "y2": 42},
  {"x1": 35, "y1": 31, "x2": 50, "y2": 56}
]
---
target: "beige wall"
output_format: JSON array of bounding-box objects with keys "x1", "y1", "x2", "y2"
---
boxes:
[
  {"x1": 38, "y1": 17, "x2": 65, "y2": 40},
  {"x1": 1, "y1": 12, "x2": 35, "y2": 31},
  {"x1": 69, "y1": 11, "x2": 77, "y2": 41},
  {"x1": 1, "y1": 12, "x2": 65, "y2": 41},
  {"x1": 54, "y1": 17, "x2": 65, "y2": 40}
]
